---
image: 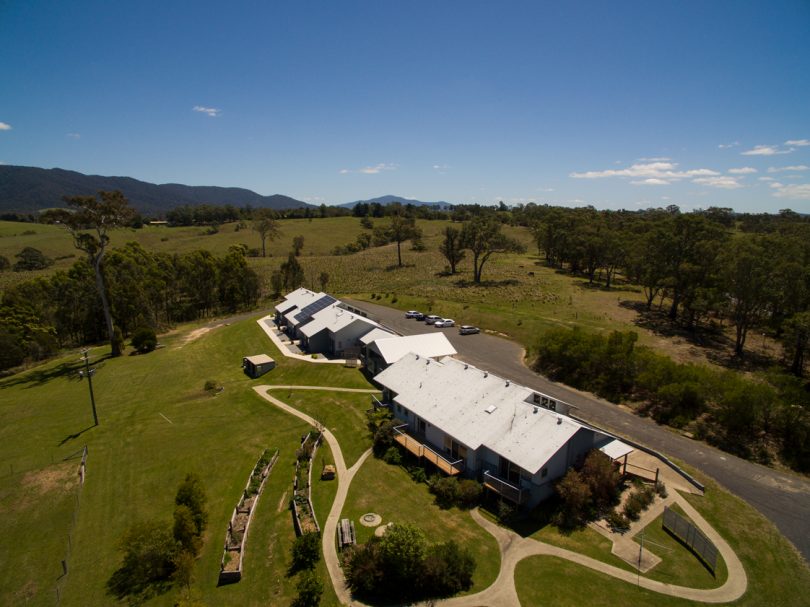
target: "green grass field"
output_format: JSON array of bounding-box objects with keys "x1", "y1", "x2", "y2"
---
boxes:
[{"x1": 0, "y1": 312, "x2": 372, "y2": 606}]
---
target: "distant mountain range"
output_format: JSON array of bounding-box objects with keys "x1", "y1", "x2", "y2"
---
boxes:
[
  {"x1": 0, "y1": 165, "x2": 311, "y2": 215},
  {"x1": 339, "y1": 195, "x2": 455, "y2": 210}
]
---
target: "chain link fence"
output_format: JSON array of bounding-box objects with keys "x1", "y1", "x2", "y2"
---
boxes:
[{"x1": 662, "y1": 505, "x2": 718, "y2": 573}]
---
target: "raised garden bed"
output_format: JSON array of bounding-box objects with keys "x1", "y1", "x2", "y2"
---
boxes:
[
  {"x1": 218, "y1": 448, "x2": 279, "y2": 585},
  {"x1": 291, "y1": 431, "x2": 323, "y2": 536}
]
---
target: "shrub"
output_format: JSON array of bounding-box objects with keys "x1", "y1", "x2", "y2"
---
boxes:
[
  {"x1": 457, "y1": 479, "x2": 483, "y2": 509},
  {"x1": 655, "y1": 481, "x2": 668, "y2": 498},
  {"x1": 429, "y1": 477, "x2": 460, "y2": 509},
  {"x1": 131, "y1": 326, "x2": 157, "y2": 353},
  {"x1": 290, "y1": 532, "x2": 321, "y2": 573},
  {"x1": 421, "y1": 540, "x2": 475, "y2": 596},
  {"x1": 409, "y1": 466, "x2": 427, "y2": 484},
  {"x1": 623, "y1": 499, "x2": 641, "y2": 521},
  {"x1": 106, "y1": 520, "x2": 177, "y2": 600},
  {"x1": 605, "y1": 509, "x2": 630, "y2": 532},
  {"x1": 382, "y1": 446, "x2": 402, "y2": 465},
  {"x1": 292, "y1": 570, "x2": 324, "y2": 607},
  {"x1": 175, "y1": 474, "x2": 208, "y2": 535},
  {"x1": 204, "y1": 380, "x2": 221, "y2": 394}
]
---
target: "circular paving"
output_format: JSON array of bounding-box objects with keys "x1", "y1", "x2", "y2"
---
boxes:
[
  {"x1": 374, "y1": 522, "x2": 394, "y2": 537},
  {"x1": 360, "y1": 513, "x2": 382, "y2": 527}
]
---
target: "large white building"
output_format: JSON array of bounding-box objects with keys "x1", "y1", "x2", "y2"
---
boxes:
[{"x1": 374, "y1": 353, "x2": 632, "y2": 507}]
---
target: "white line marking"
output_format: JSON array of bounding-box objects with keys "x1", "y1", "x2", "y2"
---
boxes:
[{"x1": 159, "y1": 413, "x2": 173, "y2": 424}]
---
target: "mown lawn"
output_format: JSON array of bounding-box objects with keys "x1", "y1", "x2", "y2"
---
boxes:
[
  {"x1": 514, "y1": 467, "x2": 810, "y2": 606},
  {"x1": 276, "y1": 390, "x2": 379, "y2": 469},
  {"x1": 339, "y1": 456, "x2": 501, "y2": 598},
  {"x1": 0, "y1": 311, "x2": 373, "y2": 606}
]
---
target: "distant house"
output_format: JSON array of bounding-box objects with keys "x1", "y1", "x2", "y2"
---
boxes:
[
  {"x1": 299, "y1": 305, "x2": 381, "y2": 358},
  {"x1": 374, "y1": 354, "x2": 632, "y2": 508},
  {"x1": 363, "y1": 332, "x2": 457, "y2": 374}
]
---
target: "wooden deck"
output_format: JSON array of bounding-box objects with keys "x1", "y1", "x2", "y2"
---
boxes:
[{"x1": 394, "y1": 432, "x2": 464, "y2": 476}]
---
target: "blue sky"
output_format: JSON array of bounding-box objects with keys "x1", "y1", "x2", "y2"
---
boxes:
[{"x1": 1, "y1": 1, "x2": 809, "y2": 212}]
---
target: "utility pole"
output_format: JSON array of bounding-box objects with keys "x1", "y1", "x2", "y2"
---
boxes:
[{"x1": 79, "y1": 349, "x2": 99, "y2": 426}]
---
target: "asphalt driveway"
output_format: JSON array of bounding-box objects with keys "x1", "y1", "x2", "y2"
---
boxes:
[{"x1": 345, "y1": 298, "x2": 810, "y2": 564}]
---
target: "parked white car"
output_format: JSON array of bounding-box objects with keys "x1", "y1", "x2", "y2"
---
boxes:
[
  {"x1": 405, "y1": 310, "x2": 422, "y2": 318},
  {"x1": 424, "y1": 315, "x2": 442, "y2": 325},
  {"x1": 459, "y1": 325, "x2": 480, "y2": 335},
  {"x1": 434, "y1": 318, "x2": 455, "y2": 328}
]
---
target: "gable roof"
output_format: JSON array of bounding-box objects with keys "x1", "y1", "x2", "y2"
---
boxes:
[
  {"x1": 374, "y1": 354, "x2": 601, "y2": 473},
  {"x1": 300, "y1": 305, "x2": 379, "y2": 338},
  {"x1": 360, "y1": 327, "x2": 396, "y2": 345},
  {"x1": 274, "y1": 287, "x2": 317, "y2": 313},
  {"x1": 369, "y1": 333, "x2": 457, "y2": 364}
]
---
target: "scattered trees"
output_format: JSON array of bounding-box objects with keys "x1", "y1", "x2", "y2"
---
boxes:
[
  {"x1": 292, "y1": 235, "x2": 305, "y2": 256},
  {"x1": 343, "y1": 522, "x2": 475, "y2": 601}
]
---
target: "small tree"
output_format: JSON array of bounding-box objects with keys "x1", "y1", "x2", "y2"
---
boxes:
[
  {"x1": 280, "y1": 253, "x2": 305, "y2": 291},
  {"x1": 438, "y1": 226, "x2": 465, "y2": 274},
  {"x1": 175, "y1": 474, "x2": 208, "y2": 535},
  {"x1": 459, "y1": 216, "x2": 525, "y2": 283},
  {"x1": 253, "y1": 209, "x2": 279, "y2": 257},
  {"x1": 173, "y1": 505, "x2": 202, "y2": 556},
  {"x1": 13, "y1": 246, "x2": 53, "y2": 271},
  {"x1": 290, "y1": 532, "x2": 321, "y2": 573},
  {"x1": 554, "y1": 469, "x2": 592, "y2": 528},
  {"x1": 106, "y1": 520, "x2": 177, "y2": 600},
  {"x1": 131, "y1": 326, "x2": 157, "y2": 353},
  {"x1": 292, "y1": 570, "x2": 324, "y2": 607},
  {"x1": 580, "y1": 450, "x2": 620, "y2": 513},
  {"x1": 292, "y1": 235, "x2": 305, "y2": 257},
  {"x1": 385, "y1": 213, "x2": 419, "y2": 267},
  {"x1": 318, "y1": 272, "x2": 330, "y2": 291}
]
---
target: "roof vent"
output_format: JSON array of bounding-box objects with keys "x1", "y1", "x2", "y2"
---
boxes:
[
  {"x1": 464, "y1": 364, "x2": 469, "y2": 370},
  {"x1": 556, "y1": 416, "x2": 562, "y2": 425},
  {"x1": 505, "y1": 380, "x2": 510, "y2": 387},
  {"x1": 485, "y1": 405, "x2": 497, "y2": 414},
  {"x1": 533, "y1": 406, "x2": 538, "y2": 414},
  {"x1": 483, "y1": 372, "x2": 488, "y2": 378},
  {"x1": 415, "y1": 354, "x2": 420, "y2": 360}
]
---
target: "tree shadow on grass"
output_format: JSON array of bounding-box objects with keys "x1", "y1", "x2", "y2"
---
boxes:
[
  {"x1": 384, "y1": 263, "x2": 416, "y2": 271},
  {"x1": 0, "y1": 354, "x2": 110, "y2": 390},
  {"x1": 106, "y1": 568, "x2": 173, "y2": 606}
]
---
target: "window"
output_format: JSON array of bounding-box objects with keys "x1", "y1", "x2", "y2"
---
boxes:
[{"x1": 541, "y1": 467, "x2": 548, "y2": 478}]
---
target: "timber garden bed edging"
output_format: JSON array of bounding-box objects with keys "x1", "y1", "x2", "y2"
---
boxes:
[
  {"x1": 218, "y1": 448, "x2": 279, "y2": 585},
  {"x1": 292, "y1": 430, "x2": 323, "y2": 536}
]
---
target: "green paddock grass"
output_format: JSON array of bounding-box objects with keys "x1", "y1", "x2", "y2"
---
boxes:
[
  {"x1": 339, "y1": 455, "x2": 501, "y2": 597},
  {"x1": 0, "y1": 311, "x2": 373, "y2": 606}
]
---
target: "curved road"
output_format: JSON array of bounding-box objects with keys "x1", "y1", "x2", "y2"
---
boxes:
[{"x1": 346, "y1": 298, "x2": 810, "y2": 564}]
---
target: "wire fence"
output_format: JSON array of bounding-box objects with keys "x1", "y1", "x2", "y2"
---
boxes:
[
  {"x1": 662, "y1": 505, "x2": 719, "y2": 573},
  {"x1": 54, "y1": 446, "x2": 88, "y2": 606}
]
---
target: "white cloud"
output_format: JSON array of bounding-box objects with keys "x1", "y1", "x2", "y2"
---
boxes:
[
  {"x1": 771, "y1": 182, "x2": 810, "y2": 200},
  {"x1": 767, "y1": 165, "x2": 809, "y2": 173},
  {"x1": 631, "y1": 178, "x2": 670, "y2": 185},
  {"x1": 432, "y1": 164, "x2": 449, "y2": 174},
  {"x1": 340, "y1": 163, "x2": 397, "y2": 175},
  {"x1": 570, "y1": 161, "x2": 719, "y2": 182},
  {"x1": 192, "y1": 105, "x2": 221, "y2": 117},
  {"x1": 758, "y1": 176, "x2": 776, "y2": 181},
  {"x1": 785, "y1": 139, "x2": 810, "y2": 147},
  {"x1": 718, "y1": 141, "x2": 739, "y2": 149},
  {"x1": 741, "y1": 144, "x2": 792, "y2": 156},
  {"x1": 0, "y1": 122, "x2": 11, "y2": 131},
  {"x1": 728, "y1": 167, "x2": 757, "y2": 174},
  {"x1": 692, "y1": 176, "x2": 744, "y2": 189},
  {"x1": 637, "y1": 156, "x2": 671, "y2": 162},
  {"x1": 66, "y1": 132, "x2": 81, "y2": 139}
]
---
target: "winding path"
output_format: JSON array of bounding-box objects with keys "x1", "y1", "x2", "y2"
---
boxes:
[{"x1": 253, "y1": 384, "x2": 748, "y2": 606}]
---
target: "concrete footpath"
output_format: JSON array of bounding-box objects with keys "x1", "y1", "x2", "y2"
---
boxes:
[{"x1": 253, "y1": 385, "x2": 748, "y2": 607}]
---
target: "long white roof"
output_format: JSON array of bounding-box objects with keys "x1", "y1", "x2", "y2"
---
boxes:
[
  {"x1": 369, "y1": 333, "x2": 457, "y2": 364},
  {"x1": 300, "y1": 305, "x2": 379, "y2": 337},
  {"x1": 374, "y1": 354, "x2": 600, "y2": 473}
]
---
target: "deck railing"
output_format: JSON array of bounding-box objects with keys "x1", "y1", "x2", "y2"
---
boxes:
[
  {"x1": 483, "y1": 470, "x2": 526, "y2": 504},
  {"x1": 392, "y1": 426, "x2": 464, "y2": 476}
]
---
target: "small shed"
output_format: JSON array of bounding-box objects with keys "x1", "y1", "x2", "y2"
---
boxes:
[{"x1": 243, "y1": 354, "x2": 275, "y2": 378}]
